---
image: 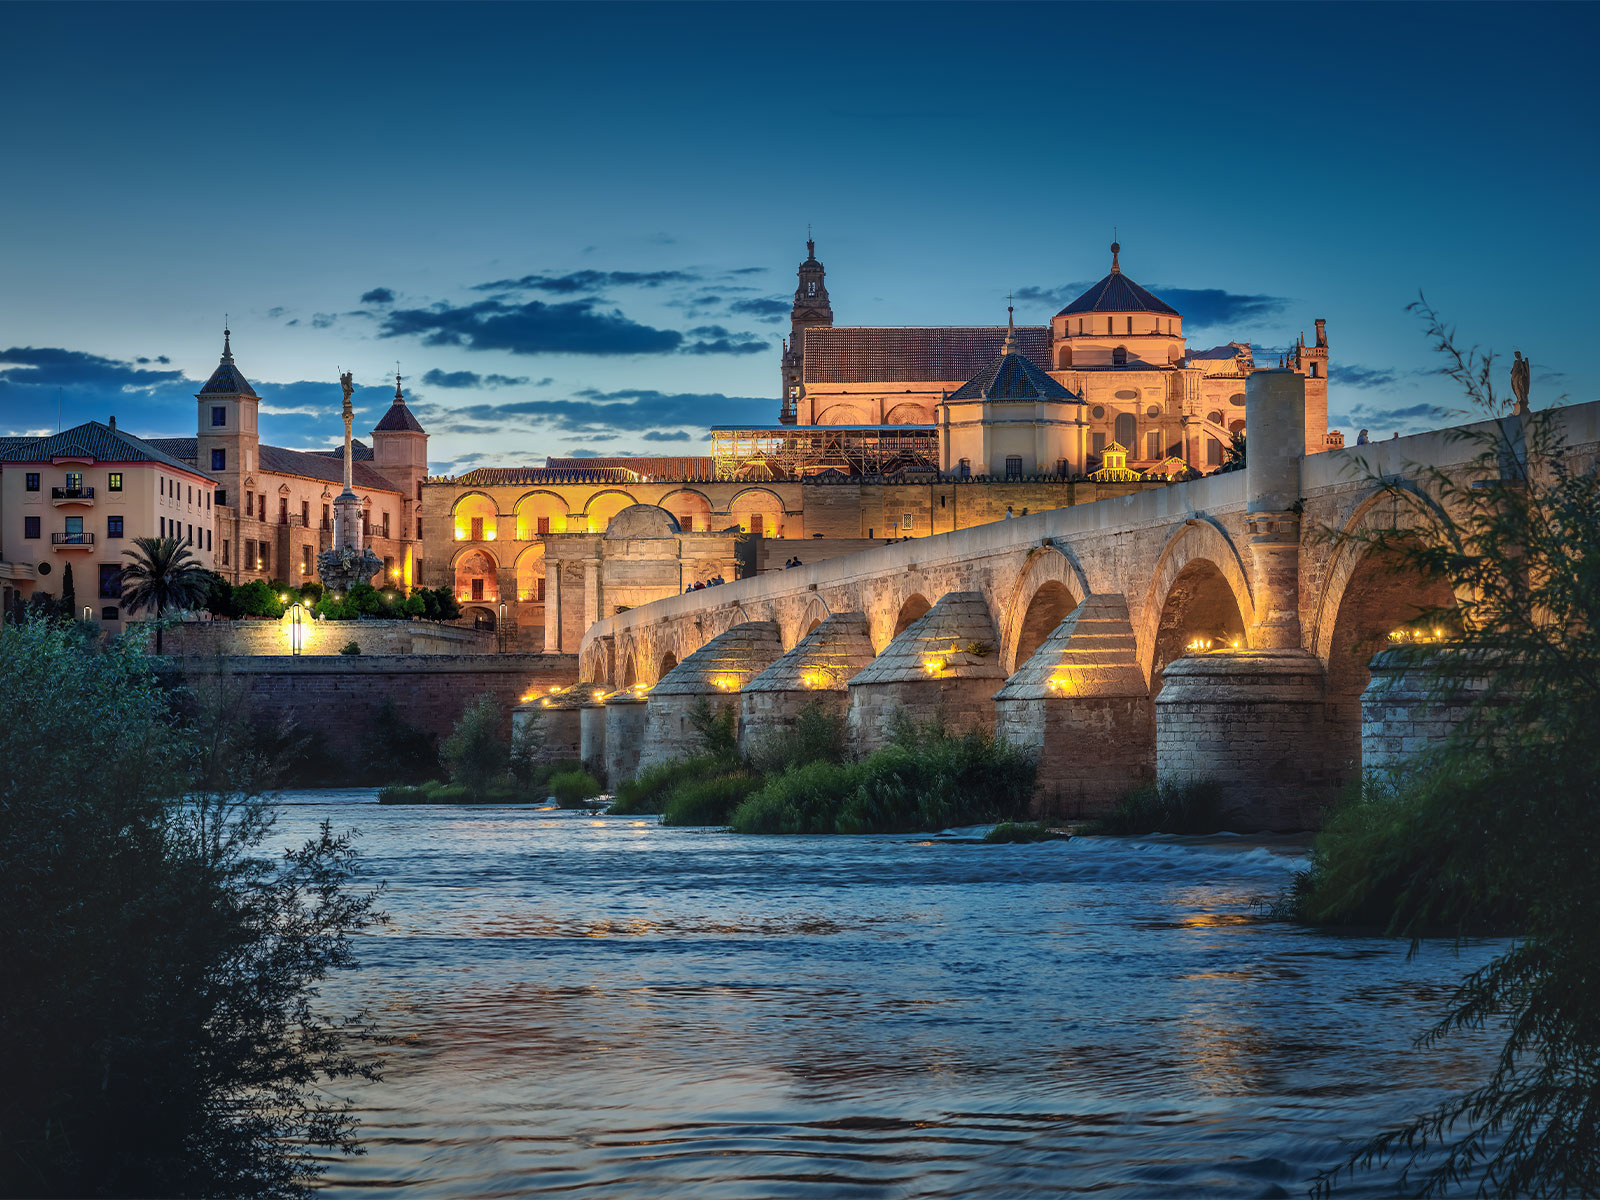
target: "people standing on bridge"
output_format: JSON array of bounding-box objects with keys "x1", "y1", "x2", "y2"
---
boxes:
[
  {"x1": 1357, "y1": 429, "x2": 1370, "y2": 445},
  {"x1": 1004, "y1": 505, "x2": 1014, "y2": 520}
]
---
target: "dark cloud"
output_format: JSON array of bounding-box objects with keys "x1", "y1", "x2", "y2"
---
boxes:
[
  {"x1": 1330, "y1": 363, "x2": 1431, "y2": 390},
  {"x1": 133, "y1": 355, "x2": 172, "y2": 365},
  {"x1": 410, "y1": 386, "x2": 768, "y2": 435},
  {"x1": 1016, "y1": 282, "x2": 1290, "y2": 330},
  {"x1": 1329, "y1": 401, "x2": 1444, "y2": 434},
  {"x1": 360, "y1": 287, "x2": 395, "y2": 305},
  {"x1": 0, "y1": 346, "x2": 183, "y2": 390},
  {"x1": 727, "y1": 297, "x2": 789, "y2": 323},
  {"x1": 420, "y1": 368, "x2": 530, "y2": 389},
  {"x1": 285, "y1": 319, "x2": 299, "y2": 327},
  {"x1": 642, "y1": 430, "x2": 694, "y2": 442},
  {"x1": 310, "y1": 313, "x2": 337, "y2": 329},
  {"x1": 379, "y1": 297, "x2": 765, "y2": 357},
  {"x1": 471, "y1": 269, "x2": 700, "y2": 295},
  {"x1": 728, "y1": 267, "x2": 767, "y2": 276},
  {"x1": 266, "y1": 306, "x2": 288, "y2": 320}
]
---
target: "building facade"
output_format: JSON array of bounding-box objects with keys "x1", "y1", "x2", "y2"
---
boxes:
[
  {"x1": 148, "y1": 330, "x2": 428, "y2": 592},
  {"x1": 0, "y1": 419, "x2": 217, "y2": 622}
]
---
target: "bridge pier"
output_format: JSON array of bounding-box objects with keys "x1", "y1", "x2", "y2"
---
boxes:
[
  {"x1": 1360, "y1": 648, "x2": 1484, "y2": 780},
  {"x1": 604, "y1": 691, "x2": 649, "y2": 788},
  {"x1": 512, "y1": 686, "x2": 583, "y2": 764},
  {"x1": 845, "y1": 592, "x2": 1005, "y2": 755},
  {"x1": 994, "y1": 594, "x2": 1153, "y2": 819},
  {"x1": 1155, "y1": 649, "x2": 1334, "y2": 830},
  {"x1": 635, "y1": 620, "x2": 784, "y2": 778},
  {"x1": 738, "y1": 612, "x2": 876, "y2": 759},
  {"x1": 577, "y1": 688, "x2": 609, "y2": 782}
]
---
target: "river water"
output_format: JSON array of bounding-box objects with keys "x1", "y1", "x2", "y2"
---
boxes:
[{"x1": 273, "y1": 790, "x2": 1501, "y2": 1198}]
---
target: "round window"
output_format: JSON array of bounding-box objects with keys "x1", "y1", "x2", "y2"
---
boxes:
[
  {"x1": 1091, "y1": 405, "x2": 1106, "y2": 420},
  {"x1": 1114, "y1": 389, "x2": 1138, "y2": 401},
  {"x1": 1145, "y1": 405, "x2": 1161, "y2": 418},
  {"x1": 1228, "y1": 392, "x2": 1246, "y2": 407},
  {"x1": 1208, "y1": 410, "x2": 1224, "y2": 424},
  {"x1": 37, "y1": 561, "x2": 51, "y2": 576}
]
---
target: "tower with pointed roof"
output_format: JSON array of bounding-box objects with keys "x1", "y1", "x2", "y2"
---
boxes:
[
  {"x1": 195, "y1": 326, "x2": 259, "y2": 512},
  {"x1": 370, "y1": 371, "x2": 429, "y2": 584},
  {"x1": 779, "y1": 235, "x2": 833, "y2": 424}
]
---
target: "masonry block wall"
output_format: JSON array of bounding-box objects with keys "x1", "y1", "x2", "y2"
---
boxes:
[
  {"x1": 1360, "y1": 651, "x2": 1487, "y2": 775},
  {"x1": 996, "y1": 696, "x2": 1154, "y2": 820},
  {"x1": 164, "y1": 653, "x2": 578, "y2": 759},
  {"x1": 511, "y1": 704, "x2": 582, "y2": 764},
  {"x1": 162, "y1": 618, "x2": 495, "y2": 657}
]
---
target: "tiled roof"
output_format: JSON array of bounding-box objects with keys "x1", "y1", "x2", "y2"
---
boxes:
[
  {"x1": 0, "y1": 422, "x2": 208, "y2": 475},
  {"x1": 544, "y1": 455, "x2": 717, "y2": 479},
  {"x1": 197, "y1": 330, "x2": 261, "y2": 397},
  {"x1": 450, "y1": 466, "x2": 645, "y2": 487},
  {"x1": 946, "y1": 343, "x2": 1082, "y2": 403},
  {"x1": 801, "y1": 326, "x2": 1052, "y2": 383},
  {"x1": 652, "y1": 621, "x2": 785, "y2": 696},
  {"x1": 311, "y1": 438, "x2": 374, "y2": 461},
  {"x1": 147, "y1": 437, "x2": 198, "y2": 462},
  {"x1": 258, "y1": 445, "x2": 402, "y2": 493},
  {"x1": 1057, "y1": 271, "x2": 1179, "y2": 317},
  {"x1": 374, "y1": 399, "x2": 426, "y2": 433},
  {"x1": 848, "y1": 592, "x2": 1006, "y2": 687}
]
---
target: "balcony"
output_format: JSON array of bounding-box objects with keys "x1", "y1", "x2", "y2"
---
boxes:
[
  {"x1": 51, "y1": 532, "x2": 95, "y2": 550},
  {"x1": 51, "y1": 486, "x2": 95, "y2": 506}
]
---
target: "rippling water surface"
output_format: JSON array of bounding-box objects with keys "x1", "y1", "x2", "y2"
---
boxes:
[{"x1": 273, "y1": 790, "x2": 1501, "y2": 1198}]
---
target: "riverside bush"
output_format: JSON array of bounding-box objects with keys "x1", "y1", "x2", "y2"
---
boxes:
[
  {"x1": 744, "y1": 700, "x2": 846, "y2": 774},
  {"x1": 1084, "y1": 778, "x2": 1225, "y2": 835},
  {"x1": 548, "y1": 768, "x2": 602, "y2": 807},
  {"x1": 984, "y1": 822, "x2": 1068, "y2": 844},
  {"x1": 730, "y1": 726, "x2": 1035, "y2": 835},
  {"x1": 660, "y1": 771, "x2": 764, "y2": 826},
  {"x1": 609, "y1": 755, "x2": 717, "y2": 815}
]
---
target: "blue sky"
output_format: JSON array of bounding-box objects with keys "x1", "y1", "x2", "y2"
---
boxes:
[{"x1": 2, "y1": 1, "x2": 1594, "y2": 473}]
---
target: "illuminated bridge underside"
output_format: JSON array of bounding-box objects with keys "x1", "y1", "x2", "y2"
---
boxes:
[{"x1": 711, "y1": 425, "x2": 938, "y2": 480}]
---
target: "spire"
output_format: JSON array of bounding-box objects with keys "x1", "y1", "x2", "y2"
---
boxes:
[
  {"x1": 1002, "y1": 293, "x2": 1017, "y2": 355},
  {"x1": 221, "y1": 321, "x2": 234, "y2": 364},
  {"x1": 805, "y1": 225, "x2": 816, "y2": 262},
  {"x1": 394, "y1": 367, "x2": 404, "y2": 403},
  {"x1": 1110, "y1": 239, "x2": 1121, "y2": 274}
]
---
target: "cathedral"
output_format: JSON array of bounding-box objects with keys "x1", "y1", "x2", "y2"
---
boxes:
[{"x1": 775, "y1": 238, "x2": 1335, "y2": 477}]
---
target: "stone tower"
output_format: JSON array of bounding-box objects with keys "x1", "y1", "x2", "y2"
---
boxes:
[
  {"x1": 1289, "y1": 318, "x2": 1331, "y2": 454},
  {"x1": 194, "y1": 327, "x2": 259, "y2": 511},
  {"x1": 370, "y1": 371, "x2": 429, "y2": 587},
  {"x1": 779, "y1": 235, "x2": 833, "y2": 424}
]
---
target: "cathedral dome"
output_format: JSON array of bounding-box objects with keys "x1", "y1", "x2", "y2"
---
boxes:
[{"x1": 1056, "y1": 242, "x2": 1179, "y2": 318}]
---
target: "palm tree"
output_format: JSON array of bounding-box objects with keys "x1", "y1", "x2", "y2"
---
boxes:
[{"x1": 120, "y1": 536, "x2": 210, "y2": 654}]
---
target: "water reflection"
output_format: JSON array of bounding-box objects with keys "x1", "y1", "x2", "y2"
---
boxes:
[{"x1": 274, "y1": 790, "x2": 1499, "y2": 1198}]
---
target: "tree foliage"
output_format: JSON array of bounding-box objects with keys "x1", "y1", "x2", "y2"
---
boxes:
[
  {"x1": 1303, "y1": 298, "x2": 1600, "y2": 1196},
  {"x1": 0, "y1": 620, "x2": 384, "y2": 1198},
  {"x1": 119, "y1": 536, "x2": 210, "y2": 652},
  {"x1": 439, "y1": 693, "x2": 508, "y2": 794}
]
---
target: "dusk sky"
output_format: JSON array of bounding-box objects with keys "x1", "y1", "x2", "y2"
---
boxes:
[{"x1": 3, "y1": 2, "x2": 1594, "y2": 474}]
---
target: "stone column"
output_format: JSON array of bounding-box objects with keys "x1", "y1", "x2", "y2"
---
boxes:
[
  {"x1": 1245, "y1": 370, "x2": 1306, "y2": 649},
  {"x1": 583, "y1": 558, "x2": 600, "y2": 632},
  {"x1": 544, "y1": 560, "x2": 562, "y2": 652}
]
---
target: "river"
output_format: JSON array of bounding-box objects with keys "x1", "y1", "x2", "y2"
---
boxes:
[{"x1": 273, "y1": 790, "x2": 1501, "y2": 1198}]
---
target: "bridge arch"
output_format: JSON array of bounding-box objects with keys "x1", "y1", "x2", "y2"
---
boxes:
[
  {"x1": 580, "y1": 639, "x2": 610, "y2": 685},
  {"x1": 1140, "y1": 519, "x2": 1255, "y2": 691},
  {"x1": 892, "y1": 592, "x2": 931, "y2": 637},
  {"x1": 657, "y1": 650, "x2": 678, "y2": 680},
  {"x1": 999, "y1": 546, "x2": 1092, "y2": 672},
  {"x1": 619, "y1": 647, "x2": 639, "y2": 689}
]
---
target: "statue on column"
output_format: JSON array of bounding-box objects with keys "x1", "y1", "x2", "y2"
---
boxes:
[
  {"x1": 1510, "y1": 351, "x2": 1531, "y2": 415},
  {"x1": 318, "y1": 369, "x2": 384, "y2": 598}
]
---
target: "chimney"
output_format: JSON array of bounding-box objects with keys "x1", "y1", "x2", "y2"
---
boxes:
[{"x1": 109, "y1": 415, "x2": 117, "y2": 431}]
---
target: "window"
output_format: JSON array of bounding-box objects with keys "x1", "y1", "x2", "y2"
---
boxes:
[
  {"x1": 108, "y1": 472, "x2": 122, "y2": 491},
  {"x1": 65, "y1": 516, "x2": 83, "y2": 537},
  {"x1": 362, "y1": 512, "x2": 371, "y2": 538},
  {"x1": 901, "y1": 513, "x2": 914, "y2": 532},
  {"x1": 301, "y1": 545, "x2": 312, "y2": 576},
  {"x1": 1112, "y1": 346, "x2": 1128, "y2": 366},
  {"x1": 101, "y1": 606, "x2": 119, "y2": 622},
  {"x1": 807, "y1": 281, "x2": 816, "y2": 296},
  {"x1": 535, "y1": 577, "x2": 546, "y2": 601},
  {"x1": 212, "y1": 406, "x2": 226, "y2": 427},
  {"x1": 25, "y1": 473, "x2": 39, "y2": 492},
  {"x1": 1091, "y1": 432, "x2": 1107, "y2": 455},
  {"x1": 216, "y1": 488, "x2": 227, "y2": 507},
  {"x1": 416, "y1": 517, "x2": 423, "y2": 538},
  {"x1": 206, "y1": 492, "x2": 211, "y2": 510},
  {"x1": 471, "y1": 578, "x2": 484, "y2": 601},
  {"x1": 1077, "y1": 319, "x2": 1083, "y2": 335},
  {"x1": 1207, "y1": 437, "x2": 1223, "y2": 466},
  {"x1": 1005, "y1": 455, "x2": 1023, "y2": 480},
  {"x1": 470, "y1": 516, "x2": 484, "y2": 541},
  {"x1": 222, "y1": 539, "x2": 230, "y2": 566},
  {"x1": 160, "y1": 477, "x2": 165, "y2": 497},
  {"x1": 65, "y1": 472, "x2": 82, "y2": 491},
  {"x1": 1310, "y1": 362, "x2": 1319, "y2": 378},
  {"x1": 99, "y1": 564, "x2": 122, "y2": 598},
  {"x1": 212, "y1": 449, "x2": 226, "y2": 470},
  {"x1": 322, "y1": 504, "x2": 330, "y2": 531},
  {"x1": 381, "y1": 513, "x2": 390, "y2": 538},
  {"x1": 1147, "y1": 431, "x2": 1162, "y2": 460},
  {"x1": 279, "y1": 497, "x2": 288, "y2": 525},
  {"x1": 107, "y1": 515, "x2": 124, "y2": 538},
  {"x1": 301, "y1": 500, "x2": 309, "y2": 525},
  {"x1": 537, "y1": 516, "x2": 550, "y2": 535},
  {"x1": 24, "y1": 516, "x2": 39, "y2": 539},
  {"x1": 159, "y1": 517, "x2": 166, "y2": 537},
  {"x1": 958, "y1": 458, "x2": 971, "y2": 479},
  {"x1": 1126, "y1": 317, "x2": 1133, "y2": 334},
  {"x1": 206, "y1": 529, "x2": 211, "y2": 551},
  {"x1": 187, "y1": 524, "x2": 193, "y2": 544}
]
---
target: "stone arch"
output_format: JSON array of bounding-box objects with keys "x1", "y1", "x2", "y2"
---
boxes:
[
  {"x1": 620, "y1": 649, "x2": 638, "y2": 688},
  {"x1": 463, "y1": 604, "x2": 497, "y2": 631},
  {"x1": 1139, "y1": 519, "x2": 1255, "y2": 690},
  {"x1": 816, "y1": 403, "x2": 869, "y2": 425},
  {"x1": 998, "y1": 545, "x2": 1092, "y2": 673},
  {"x1": 450, "y1": 491, "x2": 498, "y2": 541},
  {"x1": 1056, "y1": 344, "x2": 1073, "y2": 369},
  {"x1": 513, "y1": 490, "x2": 569, "y2": 537},
  {"x1": 658, "y1": 487, "x2": 713, "y2": 533},
  {"x1": 657, "y1": 650, "x2": 678, "y2": 680},
  {"x1": 784, "y1": 595, "x2": 833, "y2": 649},
  {"x1": 884, "y1": 402, "x2": 933, "y2": 425},
  {"x1": 514, "y1": 544, "x2": 546, "y2": 602},
  {"x1": 575, "y1": 489, "x2": 638, "y2": 532},
  {"x1": 580, "y1": 639, "x2": 610, "y2": 685},
  {"x1": 893, "y1": 592, "x2": 931, "y2": 637},
  {"x1": 729, "y1": 487, "x2": 787, "y2": 537},
  {"x1": 452, "y1": 546, "x2": 500, "y2": 605}
]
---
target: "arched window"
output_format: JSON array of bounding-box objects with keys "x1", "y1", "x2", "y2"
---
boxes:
[
  {"x1": 1115, "y1": 412, "x2": 1138, "y2": 448},
  {"x1": 1310, "y1": 362, "x2": 1319, "y2": 378},
  {"x1": 1112, "y1": 346, "x2": 1128, "y2": 367},
  {"x1": 807, "y1": 281, "x2": 816, "y2": 296},
  {"x1": 1057, "y1": 345, "x2": 1073, "y2": 368}
]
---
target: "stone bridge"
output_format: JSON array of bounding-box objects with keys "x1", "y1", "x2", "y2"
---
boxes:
[{"x1": 574, "y1": 376, "x2": 1599, "y2": 829}]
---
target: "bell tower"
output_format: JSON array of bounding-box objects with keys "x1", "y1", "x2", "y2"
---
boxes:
[{"x1": 779, "y1": 233, "x2": 833, "y2": 424}]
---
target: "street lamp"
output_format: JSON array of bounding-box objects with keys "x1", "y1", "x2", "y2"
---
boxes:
[{"x1": 497, "y1": 601, "x2": 508, "y2": 653}]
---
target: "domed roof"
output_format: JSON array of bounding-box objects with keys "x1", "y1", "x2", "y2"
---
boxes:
[
  {"x1": 373, "y1": 373, "x2": 425, "y2": 433},
  {"x1": 1056, "y1": 242, "x2": 1179, "y2": 318},
  {"x1": 945, "y1": 309, "x2": 1081, "y2": 404},
  {"x1": 196, "y1": 328, "x2": 259, "y2": 398}
]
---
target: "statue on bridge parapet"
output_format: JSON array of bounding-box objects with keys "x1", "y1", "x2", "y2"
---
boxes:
[{"x1": 1511, "y1": 351, "x2": 1531, "y2": 415}]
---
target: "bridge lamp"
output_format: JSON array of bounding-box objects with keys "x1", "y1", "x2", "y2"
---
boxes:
[
  {"x1": 592, "y1": 690, "x2": 606, "y2": 703},
  {"x1": 923, "y1": 657, "x2": 946, "y2": 675}
]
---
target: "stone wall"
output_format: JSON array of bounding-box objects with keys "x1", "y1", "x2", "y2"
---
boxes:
[
  {"x1": 1360, "y1": 650, "x2": 1487, "y2": 776},
  {"x1": 603, "y1": 697, "x2": 648, "y2": 789},
  {"x1": 162, "y1": 618, "x2": 494, "y2": 657},
  {"x1": 162, "y1": 653, "x2": 578, "y2": 758}
]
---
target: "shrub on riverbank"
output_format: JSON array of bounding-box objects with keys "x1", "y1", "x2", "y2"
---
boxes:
[
  {"x1": 378, "y1": 760, "x2": 586, "y2": 805},
  {"x1": 1082, "y1": 779, "x2": 1225, "y2": 835},
  {"x1": 984, "y1": 822, "x2": 1068, "y2": 844},
  {"x1": 661, "y1": 771, "x2": 764, "y2": 826},
  {"x1": 548, "y1": 768, "x2": 603, "y2": 808},
  {"x1": 730, "y1": 725, "x2": 1035, "y2": 835},
  {"x1": 744, "y1": 700, "x2": 847, "y2": 774},
  {"x1": 610, "y1": 755, "x2": 717, "y2": 814}
]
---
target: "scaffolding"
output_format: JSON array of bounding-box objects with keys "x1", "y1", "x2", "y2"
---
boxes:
[{"x1": 710, "y1": 425, "x2": 940, "y2": 480}]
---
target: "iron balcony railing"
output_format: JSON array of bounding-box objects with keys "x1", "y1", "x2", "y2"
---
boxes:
[
  {"x1": 51, "y1": 486, "x2": 95, "y2": 500},
  {"x1": 52, "y1": 532, "x2": 95, "y2": 546}
]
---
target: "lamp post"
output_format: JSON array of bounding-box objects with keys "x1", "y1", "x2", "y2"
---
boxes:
[
  {"x1": 82, "y1": 606, "x2": 91, "y2": 623},
  {"x1": 498, "y1": 601, "x2": 508, "y2": 653}
]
